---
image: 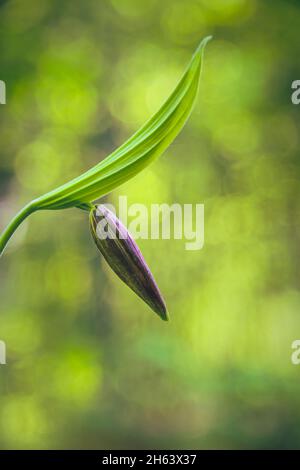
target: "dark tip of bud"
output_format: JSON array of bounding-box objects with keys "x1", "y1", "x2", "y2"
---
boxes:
[{"x1": 90, "y1": 205, "x2": 168, "y2": 321}]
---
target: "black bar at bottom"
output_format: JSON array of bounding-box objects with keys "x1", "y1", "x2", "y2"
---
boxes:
[{"x1": 0, "y1": 449, "x2": 294, "y2": 465}]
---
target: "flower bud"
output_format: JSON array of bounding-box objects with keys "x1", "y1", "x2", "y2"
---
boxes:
[{"x1": 90, "y1": 205, "x2": 168, "y2": 321}]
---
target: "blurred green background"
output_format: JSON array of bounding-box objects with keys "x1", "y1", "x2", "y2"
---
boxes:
[{"x1": 1, "y1": 0, "x2": 300, "y2": 450}]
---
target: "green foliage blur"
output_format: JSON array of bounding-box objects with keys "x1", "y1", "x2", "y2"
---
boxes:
[{"x1": 1, "y1": 0, "x2": 300, "y2": 449}]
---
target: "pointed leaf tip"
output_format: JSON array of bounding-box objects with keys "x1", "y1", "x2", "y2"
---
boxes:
[{"x1": 32, "y1": 36, "x2": 212, "y2": 210}]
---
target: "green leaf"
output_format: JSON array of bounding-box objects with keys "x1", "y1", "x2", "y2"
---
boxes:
[
  {"x1": 0, "y1": 37, "x2": 211, "y2": 256},
  {"x1": 32, "y1": 36, "x2": 212, "y2": 210}
]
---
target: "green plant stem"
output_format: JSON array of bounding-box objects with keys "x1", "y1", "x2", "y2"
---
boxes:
[{"x1": 0, "y1": 202, "x2": 36, "y2": 257}]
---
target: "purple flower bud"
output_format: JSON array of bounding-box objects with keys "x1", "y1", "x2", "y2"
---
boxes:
[{"x1": 90, "y1": 205, "x2": 168, "y2": 321}]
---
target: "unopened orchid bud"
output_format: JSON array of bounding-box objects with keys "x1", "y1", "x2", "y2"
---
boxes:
[{"x1": 90, "y1": 205, "x2": 168, "y2": 321}]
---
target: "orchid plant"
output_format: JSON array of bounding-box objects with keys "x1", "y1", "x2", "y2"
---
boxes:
[{"x1": 0, "y1": 37, "x2": 211, "y2": 319}]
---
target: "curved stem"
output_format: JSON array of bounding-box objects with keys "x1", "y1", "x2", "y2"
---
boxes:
[{"x1": 0, "y1": 202, "x2": 36, "y2": 257}]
